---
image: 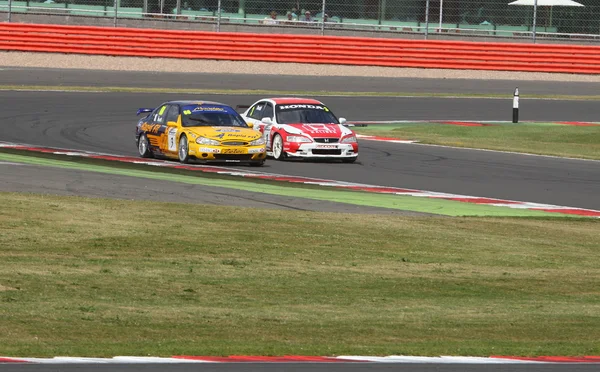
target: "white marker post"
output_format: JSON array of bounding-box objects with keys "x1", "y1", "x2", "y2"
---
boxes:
[
  {"x1": 439, "y1": 0, "x2": 443, "y2": 32},
  {"x1": 217, "y1": 0, "x2": 222, "y2": 32},
  {"x1": 424, "y1": 0, "x2": 430, "y2": 39},
  {"x1": 513, "y1": 87, "x2": 519, "y2": 123}
]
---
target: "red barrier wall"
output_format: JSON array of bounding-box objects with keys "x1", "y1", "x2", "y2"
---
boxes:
[{"x1": 1, "y1": 23, "x2": 600, "y2": 74}]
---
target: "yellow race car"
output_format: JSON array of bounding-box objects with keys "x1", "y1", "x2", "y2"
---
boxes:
[{"x1": 135, "y1": 101, "x2": 266, "y2": 166}]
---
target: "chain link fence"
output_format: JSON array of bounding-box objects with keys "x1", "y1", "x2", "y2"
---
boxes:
[{"x1": 2, "y1": 0, "x2": 599, "y2": 42}]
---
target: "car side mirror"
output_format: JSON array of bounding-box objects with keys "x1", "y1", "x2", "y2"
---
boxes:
[
  {"x1": 261, "y1": 117, "x2": 273, "y2": 125},
  {"x1": 246, "y1": 122, "x2": 254, "y2": 128},
  {"x1": 339, "y1": 117, "x2": 347, "y2": 125}
]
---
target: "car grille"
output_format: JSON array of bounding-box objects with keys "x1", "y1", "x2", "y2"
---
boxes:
[
  {"x1": 312, "y1": 149, "x2": 342, "y2": 155},
  {"x1": 213, "y1": 154, "x2": 254, "y2": 161},
  {"x1": 222, "y1": 141, "x2": 248, "y2": 146},
  {"x1": 314, "y1": 138, "x2": 339, "y2": 144}
]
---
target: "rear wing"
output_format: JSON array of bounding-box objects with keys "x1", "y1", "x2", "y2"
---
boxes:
[
  {"x1": 136, "y1": 108, "x2": 154, "y2": 116},
  {"x1": 235, "y1": 105, "x2": 250, "y2": 114}
]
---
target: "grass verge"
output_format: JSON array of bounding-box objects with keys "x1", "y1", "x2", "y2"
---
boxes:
[
  {"x1": 0, "y1": 150, "x2": 585, "y2": 218},
  {"x1": 354, "y1": 122, "x2": 600, "y2": 160},
  {"x1": 1, "y1": 192, "x2": 599, "y2": 357}
]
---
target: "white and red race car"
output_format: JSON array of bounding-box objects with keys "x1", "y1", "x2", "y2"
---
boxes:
[{"x1": 240, "y1": 98, "x2": 359, "y2": 163}]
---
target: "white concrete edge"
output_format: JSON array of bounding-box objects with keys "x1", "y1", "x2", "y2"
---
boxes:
[
  {"x1": 0, "y1": 356, "x2": 551, "y2": 364},
  {"x1": 336, "y1": 356, "x2": 546, "y2": 363}
]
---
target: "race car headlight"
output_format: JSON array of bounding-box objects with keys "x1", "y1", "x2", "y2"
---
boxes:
[
  {"x1": 249, "y1": 137, "x2": 265, "y2": 146},
  {"x1": 341, "y1": 135, "x2": 357, "y2": 144},
  {"x1": 286, "y1": 135, "x2": 312, "y2": 143},
  {"x1": 196, "y1": 136, "x2": 220, "y2": 146}
]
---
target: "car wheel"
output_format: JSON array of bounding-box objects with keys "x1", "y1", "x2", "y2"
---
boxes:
[
  {"x1": 137, "y1": 134, "x2": 153, "y2": 158},
  {"x1": 342, "y1": 156, "x2": 358, "y2": 163},
  {"x1": 272, "y1": 134, "x2": 286, "y2": 161},
  {"x1": 178, "y1": 135, "x2": 190, "y2": 163}
]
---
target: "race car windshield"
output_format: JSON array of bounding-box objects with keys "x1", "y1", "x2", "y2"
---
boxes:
[
  {"x1": 181, "y1": 105, "x2": 248, "y2": 128},
  {"x1": 276, "y1": 105, "x2": 339, "y2": 124}
]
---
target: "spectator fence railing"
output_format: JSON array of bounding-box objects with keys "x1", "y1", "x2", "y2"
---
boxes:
[{"x1": 1, "y1": 0, "x2": 599, "y2": 43}]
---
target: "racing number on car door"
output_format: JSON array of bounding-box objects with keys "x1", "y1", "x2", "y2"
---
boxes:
[
  {"x1": 262, "y1": 103, "x2": 275, "y2": 150},
  {"x1": 165, "y1": 105, "x2": 180, "y2": 153},
  {"x1": 168, "y1": 127, "x2": 178, "y2": 152}
]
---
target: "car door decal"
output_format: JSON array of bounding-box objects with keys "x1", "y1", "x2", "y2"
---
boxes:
[
  {"x1": 264, "y1": 124, "x2": 274, "y2": 149},
  {"x1": 167, "y1": 127, "x2": 178, "y2": 152}
]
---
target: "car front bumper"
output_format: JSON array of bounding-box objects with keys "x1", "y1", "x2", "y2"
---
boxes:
[{"x1": 284, "y1": 142, "x2": 358, "y2": 158}]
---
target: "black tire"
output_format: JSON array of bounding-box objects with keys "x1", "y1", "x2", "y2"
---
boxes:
[
  {"x1": 249, "y1": 160, "x2": 265, "y2": 167},
  {"x1": 342, "y1": 156, "x2": 358, "y2": 164},
  {"x1": 178, "y1": 135, "x2": 190, "y2": 164},
  {"x1": 137, "y1": 134, "x2": 153, "y2": 158},
  {"x1": 272, "y1": 134, "x2": 286, "y2": 161}
]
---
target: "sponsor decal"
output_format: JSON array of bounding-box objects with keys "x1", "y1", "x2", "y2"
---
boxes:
[
  {"x1": 140, "y1": 123, "x2": 164, "y2": 135},
  {"x1": 167, "y1": 127, "x2": 178, "y2": 152},
  {"x1": 279, "y1": 104, "x2": 327, "y2": 110},
  {"x1": 222, "y1": 148, "x2": 246, "y2": 154},
  {"x1": 225, "y1": 133, "x2": 252, "y2": 138},
  {"x1": 215, "y1": 129, "x2": 241, "y2": 133},
  {"x1": 316, "y1": 145, "x2": 337, "y2": 149},
  {"x1": 198, "y1": 147, "x2": 220, "y2": 153},
  {"x1": 302, "y1": 124, "x2": 338, "y2": 134},
  {"x1": 215, "y1": 133, "x2": 225, "y2": 139},
  {"x1": 248, "y1": 148, "x2": 265, "y2": 154},
  {"x1": 193, "y1": 107, "x2": 226, "y2": 112}
]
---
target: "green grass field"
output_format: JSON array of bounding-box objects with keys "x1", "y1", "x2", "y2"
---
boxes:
[
  {"x1": 1, "y1": 115, "x2": 599, "y2": 357},
  {"x1": 354, "y1": 122, "x2": 600, "y2": 160},
  {"x1": 1, "y1": 193, "x2": 599, "y2": 357}
]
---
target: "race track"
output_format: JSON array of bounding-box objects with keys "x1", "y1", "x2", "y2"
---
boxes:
[{"x1": 1, "y1": 69, "x2": 599, "y2": 211}]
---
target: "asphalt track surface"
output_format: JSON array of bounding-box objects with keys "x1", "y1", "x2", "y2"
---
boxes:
[{"x1": 3, "y1": 67, "x2": 600, "y2": 96}]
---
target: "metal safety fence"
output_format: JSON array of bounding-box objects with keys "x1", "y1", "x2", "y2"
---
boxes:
[{"x1": 1, "y1": 0, "x2": 599, "y2": 42}]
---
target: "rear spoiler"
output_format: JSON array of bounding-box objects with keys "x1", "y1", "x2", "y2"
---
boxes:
[
  {"x1": 235, "y1": 105, "x2": 250, "y2": 113},
  {"x1": 136, "y1": 108, "x2": 154, "y2": 116}
]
